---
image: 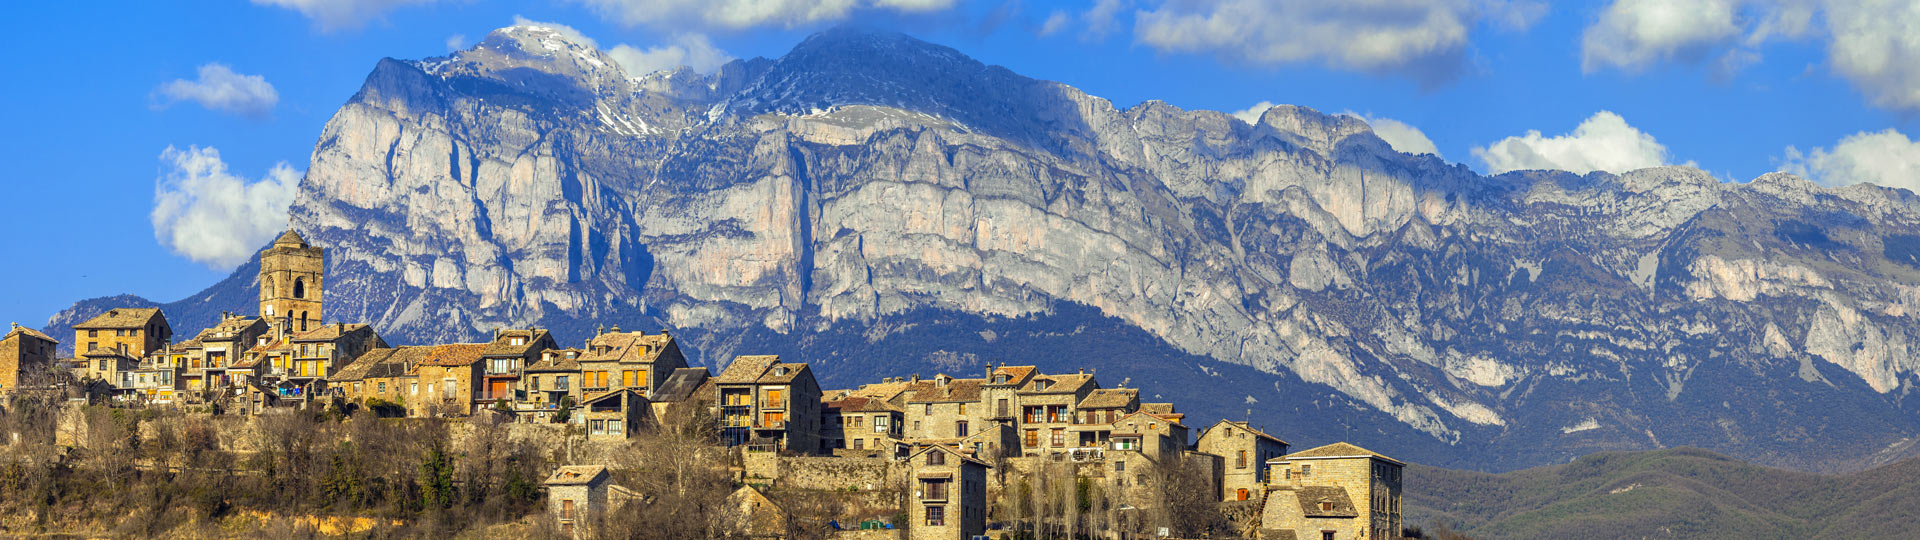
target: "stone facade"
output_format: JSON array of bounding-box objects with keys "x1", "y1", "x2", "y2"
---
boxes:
[
  {"x1": 715, "y1": 355, "x2": 823, "y2": 454},
  {"x1": 258, "y1": 229, "x2": 324, "y2": 332},
  {"x1": 1260, "y1": 443, "x2": 1404, "y2": 540},
  {"x1": 1199, "y1": 420, "x2": 1290, "y2": 502},
  {"x1": 546, "y1": 465, "x2": 611, "y2": 538},
  {"x1": 1, "y1": 324, "x2": 57, "y2": 394},
  {"x1": 581, "y1": 388, "x2": 650, "y2": 440},
  {"x1": 1013, "y1": 372, "x2": 1097, "y2": 456},
  {"x1": 905, "y1": 445, "x2": 988, "y2": 540},
  {"x1": 72, "y1": 307, "x2": 169, "y2": 366},
  {"x1": 573, "y1": 329, "x2": 687, "y2": 399}
]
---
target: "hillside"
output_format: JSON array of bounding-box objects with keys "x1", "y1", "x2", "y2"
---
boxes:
[
  {"x1": 1406, "y1": 447, "x2": 1920, "y2": 539},
  {"x1": 47, "y1": 24, "x2": 1920, "y2": 473}
]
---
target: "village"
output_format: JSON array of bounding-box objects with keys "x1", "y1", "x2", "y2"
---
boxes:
[{"x1": 0, "y1": 229, "x2": 1407, "y2": 540}]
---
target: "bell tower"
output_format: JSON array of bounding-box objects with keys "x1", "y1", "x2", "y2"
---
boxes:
[{"x1": 259, "y1": 228, "x2": 324, "y2": 333}]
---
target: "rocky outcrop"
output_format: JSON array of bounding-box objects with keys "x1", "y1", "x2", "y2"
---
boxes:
[{"x1": 55, "y1": 26, "x2": 1920, "y2": 472}]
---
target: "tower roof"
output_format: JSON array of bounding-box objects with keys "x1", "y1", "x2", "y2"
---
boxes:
[{"x1": 273, "y1": 229, "x2": 308, "y2": 248}]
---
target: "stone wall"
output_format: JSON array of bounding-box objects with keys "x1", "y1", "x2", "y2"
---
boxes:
[{"x1": 747, "y1": 452, "x2": 902, "y2": 491}]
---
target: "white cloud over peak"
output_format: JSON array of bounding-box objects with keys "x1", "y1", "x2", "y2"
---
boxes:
[
  {"x1": 1472, "y1": 111, "x2": 1671, "y2": 175},
  {"x1": 446, "y1": 34, "x2": 467, "y2": 51},
  {"x1": 608, "y1": 34, "x2": 735, "y2": 75},
  {"x1": 1132, "y1": 0, "x2": 1546, "y2": 86},
  {"x1": 153, "y1": 64, "x2": 278, "y2": 118},
  {"x1": 251, "y1": 0, "x2": 439, "y2": 32},
  {"x1": 511, "y1": 16, "x2": 599, "y2": 48},
  {"x1": 1233, "y1": 102, "x2": 1441, "y2": 158},
  {"x1": 1230, "y1": 101, "x2": 1277, "y2": 125},
  {"x1": 151, "y1": 146, "x2": 303, "y2": 269},
  {"x1": 1780, "y1": 129, "x2": 1920, "y2": 192},
  {"x1": 571, "y1": 0, "x2": 956, "y2": 30},
  {"x1": 1580, "y1": 0, "x2": 1920, "y2": 111}
]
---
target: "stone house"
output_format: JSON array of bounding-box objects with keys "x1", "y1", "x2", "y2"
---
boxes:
[
  {"x1": 120, "y1": 355, "x2": 180, "y2": 405},
  {"x1": 822, "y1": 394, "x2": 906, "y2": 454},
  {"x1": 647, "y1": 367, "x2": 713, "y2": 432},
  {"x1": 581, "y1": 388, "x2": 652, "y2": 440},
  {"x1": 520, "y1": 348, "x2": 583, "y2": 421},
  {"x1": 714, "y1": 355, "x2": 823, "y2": 453},
  {"x1": 72, "y1": 307, "x2": 171, "y2": 361},
  {"x1": 80, "y1": 348, "x2": 139, "y2": 393},
  {"x1": 1068, "y1": 387, "x2": 1139, "y2": 450},
  {"x1": 1260, "y1": 443, "x2": 1404, "y2": 540},
  {"x1": 179, "y1": 314, "x2": 270, "y2": 394},
  {"x1": 574, "y1": 328, "x2": 687, "y2": 399},
  {"x1": 903, "y1": 374, "x2": 987, "y2": 442},
  {"x1": 406, "y1": 343, "x2": 490, "y2": 416},
  {"x1": 1013, "y1": 371, "x2": 1098, "y2": 455},
  {"x1": 546, "y1": 465, "x2": 631, "y2": 538},
  {"x1": 1109, "y1": 409, "x2": 1189, "y2": 463},
  {"x1": 906, "y1": 444, "x2": 989, "y2": 540},
  {"x1": 1198, "y1": 420, "x2": 1290, "y2": 502},
  {"x1": 478, "y1": 328, "x2": 555, "y2": 406},
  {"x1": 329, "y1": 346, "x2": 420, "y2": 412},
  {"x1": 1, "y1": 323, "x2": 58, "y2": 394},
  {"x1": 726, "y1": 485, "x2": 790, "y2": 539},
  {"x1": 981, "y1": 364, "x2": 1036, "y2": 430},
  {"x1": 287, "y1": 323, "x2": 386, "y2": 384}
]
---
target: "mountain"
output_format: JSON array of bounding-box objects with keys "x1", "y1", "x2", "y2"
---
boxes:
[
  {"x1": 1405, "y1": 447, "x2": 1920, "y2": 539},
  {"x1": 50, "y1": 24, "x2": 1920, "y2": 472}
]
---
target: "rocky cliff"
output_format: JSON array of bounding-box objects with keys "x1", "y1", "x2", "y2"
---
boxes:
[{"x1": 53, "y1": 25, "x2": 1920, "y2": 472}]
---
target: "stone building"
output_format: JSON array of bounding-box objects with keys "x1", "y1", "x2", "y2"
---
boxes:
[
  {"x1": 520, "y1": 348, "x2": 583, "y2": 421},
  {"x1": 905, "y1": 444, "x2": 989, "y2": 540},
  {"x1": 1109, "y1": 409, "x2": 1190, "y2": 463},
  {"x1": 1199, "y1": 420, "x2": 1290, "y2": 502},
  {"x1": 647, "y1": 367, "x2": 713, "y2": 432},
  {"x1": 1013, "y1": 371, "x2": 1097, "y2": 455},
  {"x1": 725, "y1": 485, "x2": 790, "y2": 539},
  {"x1": 903, "y1": 374, "x2": 986, "y2": 442},
  {"x1": 287, "y1": 323, "x2": 385, "y2": 383},
  {"x1": 258, "y1": 229, "x2": 324, "y2": 332},
  {"x1": 822, "y1": 394, "x2": 905, "y2": 454},
  {"x1": 1069, "y1": 387, "x2": 1139, "y2": 450},
  {"x1": 406, "y1": 343, "x2": 489, "y2": 416},
  {"x1": 72, "y1": 307, "x2": 169, "y2": 362},
  {"x1": 179, "y1": 314, "x2": 269, "y2": 394},
  {"x1": 1260, "y1": 443, "x2": 1404, "y2": 540},
  {"x1": 479, "y1": 328, "x2": 555, "y2": 406},
  {"x1": 1, "y1": 323, "x2": 58, "y2": 394},
  {"x1": 574, "y1": 328, "x2": 687, "y2": 399},
  {"x1": 330, "y1": 346, "x2": 417, "y2": 410},
  {"x1": 714, "y1": 355, "x2": 823, "y2": 453},
  {"x1": 981, "y1": 364, "x2": 1036, "y2": 430},
  {"x1": 581, "y1": 388, "x2": 651, "y2": 440},
  {"x1": 546, "y1": 465, "x2": 632, "y2": 538}
]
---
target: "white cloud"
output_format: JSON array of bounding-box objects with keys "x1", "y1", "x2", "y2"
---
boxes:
[
  {"x1": 150, "y1": 146, "x2": 303, "y2": 269},
  {"x1": 1132, "y1": 0, "x2": 1546, "y2": 86},
  {"x1": 1579, "y1": 1, "x2": 1920, "y2": 112},
  {"x1": 511, "y1": 16, "x2": 599, "y2": 48},
  {"x1": 1039, "y1": 10, "x2": 1071, "y2": 36},
  {"x1": 446, "y1": 33, "x2": 467, "y2": 51},
  {"x1": 1357, "y1": 114, "x2": 1442, "y2": 158},
  {"x1": 572, "y1": 0, "x2": 956, "y2": 30},
  {"x1": 1472, "y1": 111, "x2": 1671, "y2": 175},
  {"x1": 1230, "y1": 100, "x2": 1276, "y2": 125},
  {"x1": 251, "y1": 0, "x2": 439, "y2": 32},
  {"x1": 607, "y1": 34, "x2": 735, "y2": 75},
  {"x1": 1780, "y1": 129, "x2": 1920, "y2": 191},
  {"x1": 153, "y1": 64, "x2": 278, "y2": 118},
  {"x1": 1580, "y1": 0, "x2": 1743, "y2": 73}
]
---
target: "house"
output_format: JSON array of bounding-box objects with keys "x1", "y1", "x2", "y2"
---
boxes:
[
  {"x1": 725, "y1": 485, "x2": 789, "y2": 539},
  {"x1": 581, "y1": 388, "x2": 651, "y2": 441},
  {"x1": 120, "y1": 355, "x2": 180, "y2": 405},
  {"x1": 574, "y1": 328, "x2": 688, "y2": 399},
  {"x1": 1069, "y1": 387, "x2": 1139, "y2": 450},
  {"x1": 71, "y1": 307, "x2": 170, "y2": 361},
  {"x1": 1109, "y1": 409, "x2": 1190, "y2": 463},
  {"x1": 714, "y1": 355, "x2": 823, "y2": 453},
  {"x1": 1260, "y1": 442, "x2": 1404, "y2": 540},
  {"x1": 405, "y1": 343, "x2": 490, "y2": 416},
  {"x1": 180, "y1": 314, "x2": 270, "y2": 394},
  {"x1": 546, "y1": 465, "x2": 635, "y2": 538},
  {"x1": 80, "y1": 348, "x2": 139, "y2": 392},
  {"x1": 905, "y1": 444, "x2": 990, "y2": 540},
  {"x1": 520, "y1": 348, "x2": 583, "y2": 422},
  {"x1": 478, "y1": 328, "x2": 555, "y2": 408},
  {"x1": 647, "y1": 367, "x2": 712, "y2": 432},
  {"x1": 902, "y1": 374, "x2": 986, "y2": 442},
  {"x1": 286, "y1": 323, "x2": 386, "y2": 384},
  {"x1": 1, "y1": 323, "x2": 58, "y2": 394},
  {"x1": 1198, "y1": 420, "x2": 1290, "y2": 502},
  {"x1": 1013, "y1": 371, "x2": 1098, "y2": 455},
  {"x1": 821, "y1": 393, "x2": 905, "y2": 455},
  {"x1": 980, "y1": 364, "x2": 1036, "y2": 430}
]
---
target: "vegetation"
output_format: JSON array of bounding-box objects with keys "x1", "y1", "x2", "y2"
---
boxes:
[{"x1": 1405, "y1": 447, "x2": 1920, "y2": 540}]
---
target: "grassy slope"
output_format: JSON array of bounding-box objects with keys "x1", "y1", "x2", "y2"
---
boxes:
[{"x1": 1405, "y1": 447, "x2": 1920, "y2": 539}]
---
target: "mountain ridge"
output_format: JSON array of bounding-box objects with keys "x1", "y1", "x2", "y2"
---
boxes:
[{"x1": 47, "y1": 25, "x2": 1920, "y2": 473}]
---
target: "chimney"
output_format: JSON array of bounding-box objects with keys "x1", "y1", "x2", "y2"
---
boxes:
[
  {"x1": 595, "y1": 325, "x2": 604, "y2": 336},
  {"x1": 1078, "y1": 368, "x2": 1085, "y2": 375},
  {"x1": 660, "y1": 328, "x2": 670, "y2": 337},
  {"x1": 610, "y1": 324, "x2": 621, "y2": 333},
  {"x1": 911, "y1": 374, "x2": 921, "y2": 383}
]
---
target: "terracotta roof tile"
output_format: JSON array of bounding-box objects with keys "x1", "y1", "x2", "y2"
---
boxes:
[
  {"x1": 1281, "y1": 442, "x2": 1399, "y2": 464},
  {"x1": 413, "y1": 343, "x2": 489, "y2": 367},
  {"x1": 74, "y1": 308, "x2": 164, "y2": 329},
  {"x1": 1077, "y1": 388, "x2": 1138, "y2": 409}
]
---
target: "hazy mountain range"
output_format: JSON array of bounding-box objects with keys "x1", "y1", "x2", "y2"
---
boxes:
[{"x1": 48, "y1": 25, "x2": 1920, "y2": 472}]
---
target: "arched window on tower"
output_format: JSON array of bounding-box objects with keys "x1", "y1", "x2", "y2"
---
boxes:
[
  {"x1": 293, "y1": 278, "x2": 306, "y2": 299},
  {"x1": 299, "y1": 311, "x2": 309, "y2": 332}
]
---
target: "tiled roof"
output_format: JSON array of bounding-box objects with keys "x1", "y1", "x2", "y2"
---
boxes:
[
  {"x1": 525, "y1": 348, "x2": 583, "y2": 372},
  {"x1": 329, "y1": 347, "x2": 403, "y2": 381},
  {"x1": 411, "y1": 343, "x2": 489, "y2": 367},
  {"x1": 273, "y1": 229, "x2": 309, "y2": 247},
  {"x1": 906, "y1": 377, "x2": 984, "y2": 403},
  {"x1": 1210, "y1": 420, "x2": 1288, "y2": 446},
  {"x1": 652, "y1": 368, "x2": 711, "y2": 402},
  {"x1": 1018, "y1": 373, "x2": 1096, "y2": 394},
  {"x1": 1281, "y1": 442, "x2": 1400, "y2": 465},
  {"x1": 4, "y1": 325, "x2": 56, "y2": 343},
  {"x1": 716, "y1": 355, "x2": 811, "y2": 385},
  {"x1": 544, "y1": 465, "x2": 607, "y2": 486},
  {"x1": 988, "y1": 365, "x2": 1036, "y2": 385},
  {"x1": 1139, "y1": 402, "x2": 1177, "y2": 416},
  {"x1": 74, "y1": 308, "x2": 163, "y2": 329},
  {"x1": 482, "y1": 328, "x2": 551, "y2": 357},
  {"x1": 1292, "y1": 486, "x2": 1358, "y2": 518},
  {"x1": 1077, "y1": 388, "x2": 1138, "y2": 409},
  {"x1": 577, "y1": 331, "x2": 673, "y2": 363},
  {"x1": 292, "y1": 323, "x2": 370, "y2": 343},
  {"x1": 824, "y1": 395, "x2": 902, "y2": 413}
]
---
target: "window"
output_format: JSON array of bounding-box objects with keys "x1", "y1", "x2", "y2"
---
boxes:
[
  {"x1": 997, "y1": 399, "x2": 1009, "y2": 417},
  {"x1": 1236, "y1": 488, "x2": 1249, "y2": 501},
  {"x1": 562, "y1": 499, "x2": 575, "y2": 519},
  {"x1": 922, "y1": 478, "x2": 948, "y2": 500},
  {"x1": 1113, "y1": 437, "x2": 1138, "y2": 450},
  {"x1": 853, "y1": 439, "x2": 865, "y2": 450},
  {"x1": 608, "y1": 420, "x2": 623, "y2": 434},
  {"x1": 1050, "y1": 428, "x2": 1065, "y2": 447},
  {"x1": 1321, "y1": 501, "x2": 1334, "y2": 511},
  {"x1": 557, "y1": 375, "x2": 569, "y2": 390},
  {"x1": 913, "y1": 421, "x2": 922, "y2": 433},
  {"x1": 377, "y1": 382, "x2": 387, "y2": 393},
  {"x1": 924, "y1": 403, "x2": 933, "y2": 415},
  {"x1": 766, "y1": 388, "x2": 784, "y2": 406},
  {"x1": 1237, "y1": 450, "x2": 1247, "y2": 469},
  {"x1": 763, "y1": 411, "x2": 784, "y2": 426},
  {"x1": 88, "y1": 330, "x2": 97, "y2": 338},
  {"x1": 293, "y1": 278, "x2": 306, "y2": 299},
  {"x1": 410, "y1": 382, "x2": 419, "y2": 395},
  {"x1": 995, "y1": 374, "x2": 1008, "y2": 383},
  {"x1": 1321, "y1": 532, "x2": 1335, "y2": 540},
  {"x1": 532, "y1": 376, "x2": 541, "y2": 391},
  {"x1": 874, "y1": 416, "x2": 888, "y2": 432},
  {"x1": 1025, "y1": 429, "x2": 1039, "y2": 447},
  {"x1": 851, "y1": 416, "x2": 863, "y2": 428},
  {"x1": 88, "y1": 342, "x2": 97, "y2": 352},
  {"x1": 590, "y1": 420, "x2": 606, "y2": 435},
  {"x1": 510, "y1": 336, "x2": 525, "y2": 346},
  {"x1": 958, "y1": 403, "x2": 967, "y2": 415},
  {"x1": 1301, "y1": 464, "x2": 1312, "y2": 477},
  {"x1": 956, "y1": 421, "x2": 969, "y2": 437},
  {"x1": 924, "y1": 505, "x2": 945, "y2": 526},
  {"x1": 1114, "y1": 460, "x2": 1126, "y2": 472}
]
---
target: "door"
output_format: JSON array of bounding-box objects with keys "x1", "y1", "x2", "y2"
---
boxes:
[{"x1": 489, "y1": 380, "x2": 510, "y2": 400}]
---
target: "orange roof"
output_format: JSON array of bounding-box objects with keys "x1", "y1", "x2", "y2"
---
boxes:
[{"x1": 414, "y1": 343, "x2": 489, "y2": 367}]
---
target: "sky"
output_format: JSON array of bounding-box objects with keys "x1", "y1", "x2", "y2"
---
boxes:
[{"x1": 3, "y1": 0, "x2": 1919, "y2": 329}]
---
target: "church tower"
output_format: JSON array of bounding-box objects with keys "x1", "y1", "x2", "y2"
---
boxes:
[{"x1": 259, "y1": 228, "x2": 324, "y2": 333}]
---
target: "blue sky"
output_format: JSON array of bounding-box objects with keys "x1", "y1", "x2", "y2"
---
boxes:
[{"x1": 3, "y1": 0, "x2": 1919, "y2": 328}]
